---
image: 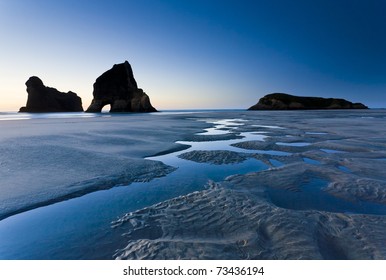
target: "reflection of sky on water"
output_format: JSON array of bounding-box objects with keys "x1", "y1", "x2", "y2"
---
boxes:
[
  {"x1": 196, "y1": 118, "x2": 247, "y2": 135},
  {"x1": 303, "y1": 157, "x2": 321, "y2": 165},
  {"x1": 305, "y1": 132, "x2": 328, "y2": 135},
  {"x1": 269, "y1": 159, "x2": 284, "y2": 167},
  {"x1": 338, "y1": 165, "x2": 352, "y2": 173},
  {"x1": 0, "y1": 118, "x2": 272, "y2": 259},
  {"x1": 321, "y1": 149, "x2": 345, "y2": 154},
  {"x1": 3, "y1": 115, "x2": 381, "y2": 260},
  {"x1": 252, "y1": 124, "x2": 284, "y2": 129},
  {"x1": 148, "y1": 118, "x2": 270, "y2": 166},
  {"x1": 276, "y1": 142, "x2": 311, "y2": 147},
  {"x1": 268, "y1": 178, "x2": 386, "y2": 215},
  {"x1": 0, "y1": 112, "x2": 99, "y2": 121}
]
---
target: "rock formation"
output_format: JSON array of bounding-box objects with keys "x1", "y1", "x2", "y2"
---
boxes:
[
  {"x1": 248, "y1": 93, "x2": 368, "y2": 110},
  {"x1": 86, "y1": 61, "x2": 157, "y2": 113},
  {"x1": 19, "y1": 76, "x2": 83, "y2": 113}
]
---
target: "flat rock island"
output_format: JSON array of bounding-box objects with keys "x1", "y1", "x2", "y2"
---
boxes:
[
  {"x1": 248, "y1": 93, "x2": 368, "y2": 110},
  {"x1": 86, "y1": 61, "x2": 157, "y2": 113}
]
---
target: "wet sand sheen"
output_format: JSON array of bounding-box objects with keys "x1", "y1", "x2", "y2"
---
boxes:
[{"x1": 1, "y1": 110, "x2": 386, "y2": 259}]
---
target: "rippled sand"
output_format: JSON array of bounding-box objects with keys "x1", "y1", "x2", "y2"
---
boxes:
[
  {"x1": 111, "y1": 110, "x2": 386, "y2": 260},
  {"x1": 112, "y1": 180, "x2": 386, "y2": 259},
  {"x1": 1, "y1": 110, "x2": 386, "y2": 259}
]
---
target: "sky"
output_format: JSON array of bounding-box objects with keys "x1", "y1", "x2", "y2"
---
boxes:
[{"x1": 0, "y1": 0, "x2": 385, "y2": 111}]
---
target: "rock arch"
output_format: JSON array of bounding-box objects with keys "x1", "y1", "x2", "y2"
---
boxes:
[{"x1": 86, "y1": 61, "x2": 157, "y2": 113}]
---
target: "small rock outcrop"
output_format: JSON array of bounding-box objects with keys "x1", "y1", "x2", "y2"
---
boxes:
[
  {"x1": 19, "y1": 76, "x2": 83, "y2": 113},
  {"x1": 86, "y1": 61, "x2": 157, "y2": 113},
  {"x1": 248, "y1": 93, "x2": 368, "y2": 110}
]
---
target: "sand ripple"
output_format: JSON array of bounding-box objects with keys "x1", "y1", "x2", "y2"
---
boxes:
[
  {"x1": 112, "y1": 175, "x2": 386, "y2": 259},
  {"x1": 178, "y1": 150, "x2": 247, "y2": 165}
]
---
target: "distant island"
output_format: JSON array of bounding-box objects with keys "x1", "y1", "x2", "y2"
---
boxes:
[
  {"x1": 248, "y1": 93, "x2": 368, "y2": 110},
  {"x1": 19, "y1": 61, "x2": 156, "y2": 113}
]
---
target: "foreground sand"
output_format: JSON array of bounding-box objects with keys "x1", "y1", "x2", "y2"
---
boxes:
[
  {"x1": 0, "y1": 113, "x2": 208, "y2": 220},
  {"x1": 112, "y1": 110, "x2": 386, "y2": 259},
  {"x1": 1, "y1": 110, "x2": 386, "y2": 259}
]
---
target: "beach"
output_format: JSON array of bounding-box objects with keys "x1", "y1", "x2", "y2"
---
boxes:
[
  {"x1": 0, "y1": 112, "x2": 209, "y2": 220},
  {"x1": 1, "y1": 110, "x2": 386, "y2": 259}
]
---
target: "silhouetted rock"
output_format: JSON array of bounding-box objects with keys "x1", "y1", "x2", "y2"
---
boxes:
[
  {"x1": 19, "y1": 76, "x2": 83, "y2": 113},
  {"x1": 248, "y1": 93, "x2": 368, "y2": 110},
  {"x1": 86, "y1": 61, "x2": 157, "y2": 113}
]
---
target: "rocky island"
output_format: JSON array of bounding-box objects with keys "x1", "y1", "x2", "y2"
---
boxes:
[
  {"x1": 248, "y1": 93, "x2": 368, "y2": 110},
  {"x1": 86, "y1": 61, "x2": 157, "y2": 113},
  {"x1": 19, "y1": 76, "x2": 83, "y2": 113}
]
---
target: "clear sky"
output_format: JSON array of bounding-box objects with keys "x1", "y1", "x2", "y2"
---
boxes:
[{"x1": 1, "y1": 0, "x2": 385, "y2": 111}]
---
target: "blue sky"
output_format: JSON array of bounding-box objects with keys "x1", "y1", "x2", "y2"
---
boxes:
[{"x1": 1, "y1": 0, "x2": 385, "y2": 110}]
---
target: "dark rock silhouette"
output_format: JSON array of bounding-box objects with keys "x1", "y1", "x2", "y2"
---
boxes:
[
  {"x1": 19, "y1": 76, "x2": 83, "y2": 113},
  {"x1": 248, "y1": 93, "x2": 368, "y2": 110},
  {"x1": 86, "y1": 61, "x2": 157, "y2": 113}
]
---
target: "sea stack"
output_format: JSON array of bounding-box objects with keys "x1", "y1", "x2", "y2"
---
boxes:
[
  {"x1": 19, "y1": 76, "x2": 83, "y2": 113},
  {"x1": 248, "y1": 93, "x2": 368, "y2": 110},
  {"x1": 86, "y1": 61, "x2": 157, "y2": 113}
]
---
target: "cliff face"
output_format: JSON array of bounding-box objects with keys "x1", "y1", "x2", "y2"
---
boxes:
[
  {"x1": 19, "y1": 76, "x2": 83, "y2": 113},
  {"x1": 86, "y1": 61, "x2": 157, "y2": 113},
  {"x1": 248, "y1": 93, "x2": 368, "y2": 110}
]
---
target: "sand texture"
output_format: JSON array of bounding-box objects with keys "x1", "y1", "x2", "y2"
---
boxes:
[
  {"x1": 111, "y1": 110, "x2": 386, "y2": 260},
  {"x1": 112, "y1": 180, "x2": 386, "y2": 260},
  {"x1": 1, "y1": 110, "x2": 386, "y2": 259},
  {"x1": 0, "y1": 113, "x2": 208, "y2": 220}
]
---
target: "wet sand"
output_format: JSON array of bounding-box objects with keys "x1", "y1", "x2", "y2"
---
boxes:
[
  {"x1": 0, "y1": 113, "x2": 209, "y2": 220},
  {"x1": 1, "y1": 110, "x2": 386, "y2": 259},
  {"x1": 112, "y1": 110, "x2": 386, "y2": 259}
]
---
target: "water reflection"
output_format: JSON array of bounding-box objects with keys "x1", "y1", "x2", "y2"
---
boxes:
[
  {"x1": 0, "y1": 112, "x2": 99, "y2": 121},
  {"x1": 276, "y1": 142, "x2": 311, "y2": 147},
  {"x1": 0, "y1": 118, "x2": 272, "y2": 259}
]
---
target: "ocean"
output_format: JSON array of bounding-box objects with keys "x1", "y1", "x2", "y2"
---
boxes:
[{"x1": 0, "y1": 110, "x2": 386, "y2": 259}]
